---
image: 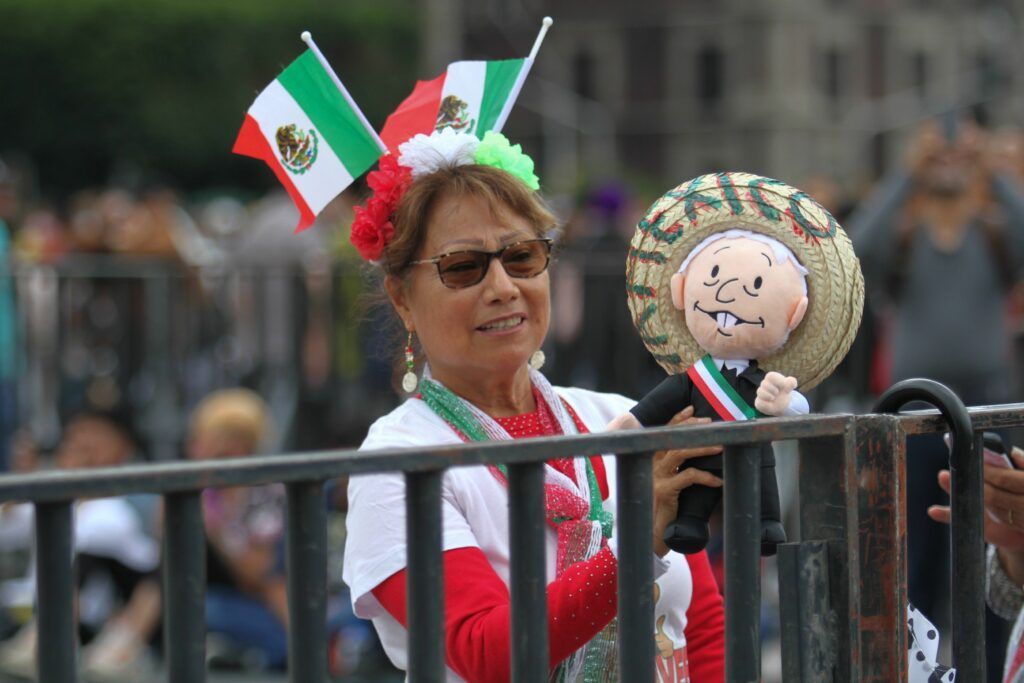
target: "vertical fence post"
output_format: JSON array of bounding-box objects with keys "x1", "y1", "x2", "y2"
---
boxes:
[
  {"x1": 949, "y1": 430, "x2": 986, "y2": 676},
  {"x1": 854, "y1": 415, "x2": 907, "y2": 683},
  {"x1": 778, "y1": 541, "x2": 835, "y2": 682},
  {"x1": 508, "y1": 462, "x2": 549, "y2": 682},
  {"x1": 795, "y1": 426, "x2": 860, "y2": 682},
  {"x1": 617, "y1": 453, "x2": 654, "y2": 681},
  {"x1": 724, "y1": 444, "x2": 761, "y2": 683},
  {"x1": 143, "y1": 273, "x2": 177, "y2": 462},
  {"x1": 163, "y1": 491, "x2": 207, "y2": 683},
  {"x1": 286, "y1": 481, "x2": 327, "y2": 683},
  {"x1": 406, "y1": 470, "x2": 445, "y2": 682},
  {"x1": 35, "y1": 501, "x2": 76, "y2": 683}
]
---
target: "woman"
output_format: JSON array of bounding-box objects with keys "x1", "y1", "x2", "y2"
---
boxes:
[{"x1": 342, "y1": 129, "x2": 725, "y2": 682}]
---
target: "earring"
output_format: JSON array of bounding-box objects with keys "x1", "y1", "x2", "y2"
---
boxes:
[
  {"x1": 528, "y1": 349, "x2": 545, "y2": 370},
  {"x1": 402, "y1": 331, "x2": 418, "y2": 393}
]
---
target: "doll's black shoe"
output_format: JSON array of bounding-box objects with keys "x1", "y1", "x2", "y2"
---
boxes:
[
  {"x1": 760, "y1": 520, "x2": 786, "y2": 556},
  {"x1": 663, "y1": 517, "x2": 709, "y2": 554}
]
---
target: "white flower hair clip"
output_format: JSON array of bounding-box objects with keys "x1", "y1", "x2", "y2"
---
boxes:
[{"x1": 397, "y1": 128, "x2": 480, "y2": 179}]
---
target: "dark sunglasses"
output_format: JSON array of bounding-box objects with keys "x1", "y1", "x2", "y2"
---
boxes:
[{"x1": 410, "y1": 238, "x2": 554, "y2": 289}]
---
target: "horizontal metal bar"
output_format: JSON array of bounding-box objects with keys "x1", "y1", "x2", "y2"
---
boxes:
[
  {"x1": 895, "y1": 402, "x2": 1024, "y2": 434},
  {"x1": 0, "y1": 414, "x2": 853, "y2": 503}
]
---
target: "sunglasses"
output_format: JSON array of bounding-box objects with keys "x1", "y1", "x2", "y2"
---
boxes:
[{"x1": 410, "y1": 238, "x2": 553, "y2": 289}]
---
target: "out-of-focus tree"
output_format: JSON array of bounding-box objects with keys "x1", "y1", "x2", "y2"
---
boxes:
[{"x1": 0, "y1": 0, "x2": 417, "y2": 197}]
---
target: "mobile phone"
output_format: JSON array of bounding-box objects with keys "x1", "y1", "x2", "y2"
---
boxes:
[
  {"x1": 982, "y1": 431, "x2": 1016, "y2": 470},
  {"x1": 944, "y1": 431, "x2": 1016, "y2": 469}
]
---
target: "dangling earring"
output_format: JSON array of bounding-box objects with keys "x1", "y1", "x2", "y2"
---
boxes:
[
  {"x1": 402, "y1": 331, "x2": 419, "y2": 393},
  {"x1": 529, "y1": 349, "x2": 545, "y2": 370}
]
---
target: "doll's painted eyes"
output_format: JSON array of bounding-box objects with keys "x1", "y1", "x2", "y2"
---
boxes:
[
  {"x1": 711, "y1": 265, "x2": 719, "y2": 278},
  {"x1": 754, "y1": 276, "x2": 763, "y2": 289}
]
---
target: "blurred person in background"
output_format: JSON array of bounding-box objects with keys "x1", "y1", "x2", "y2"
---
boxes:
[
  {"x1": 12, "y1": 207, "x2": 67, "y2": 265},
  {"x1": 850, "y1": 116, "x2": 1024, "y2": 679},
  {"x1": 105, "y1": 189, "x2": 182, "y2": 260},
  {"x1": 0, "y1": 410, "x2": 161, "y2": 683},
  {"x1": 188, "y1": 388, "x2": 289, "y2": 672},
  {"x1": 0, "y1": 159, "x2": 19, "y2": 472},
  {"x1": 0, "y1": 430, "x2": 42, "y2": 637},
  {"x1": 549, "y1": 183, "x2": 662, "y2": 398}
]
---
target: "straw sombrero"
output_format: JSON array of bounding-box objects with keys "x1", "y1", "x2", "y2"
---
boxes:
[{"x1": 626, "y1": 172, "x2": 864, "y2": 391}]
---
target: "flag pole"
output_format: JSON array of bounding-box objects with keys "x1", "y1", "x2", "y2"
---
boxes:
[
  {"x1": 528, "y1": 16, "x2": 554, "y2": 62},
  {"x1": 492, "y1": 17, "x2": 554, "y2": 133},
  {"x1": 301, "y1": 31, "x2": 388, "y2": 155}
]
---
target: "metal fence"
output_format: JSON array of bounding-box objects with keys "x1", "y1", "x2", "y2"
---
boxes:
[{"x1": 0, "y1": 377, "x2": 1009, "y2": 682}]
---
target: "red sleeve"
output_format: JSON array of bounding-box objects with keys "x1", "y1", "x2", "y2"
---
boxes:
[
  {"x1": 683, "y1": 550, "x2": 725, "y2": 682},
  {"x1": 371, "y1": 545, "x2": 618, "y2": 683}
]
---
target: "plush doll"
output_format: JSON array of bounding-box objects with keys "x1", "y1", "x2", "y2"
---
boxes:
[{"x1": 612, "y1": 172, "x2": 864, "y2": 555}]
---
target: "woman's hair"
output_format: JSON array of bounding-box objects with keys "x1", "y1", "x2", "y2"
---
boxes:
[{"x1": 380, "y1": 164, "x2": 557, "y2": 279}]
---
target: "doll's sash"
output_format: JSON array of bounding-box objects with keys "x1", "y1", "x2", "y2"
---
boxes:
[{"x1": 686, "y1": 354, "x2": 763, "y2": 421}]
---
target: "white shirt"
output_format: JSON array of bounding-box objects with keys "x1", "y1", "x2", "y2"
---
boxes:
[{"x1": 343, "y1": 386, "x2": 694, "y2": 680}]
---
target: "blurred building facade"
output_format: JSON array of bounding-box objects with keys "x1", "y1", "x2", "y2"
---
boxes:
[{"x1": 423, "y1": 0, "x2": 1024, "y2": 192}]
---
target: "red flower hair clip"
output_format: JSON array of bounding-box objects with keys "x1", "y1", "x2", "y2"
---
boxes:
[{"x1": 350, "y1": 154, "x2": 413, "y2": 261}]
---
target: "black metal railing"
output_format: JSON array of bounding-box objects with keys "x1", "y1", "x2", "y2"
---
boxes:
[{"x1": 0, "y1": 389, "x2": 1017, "y2": 682}]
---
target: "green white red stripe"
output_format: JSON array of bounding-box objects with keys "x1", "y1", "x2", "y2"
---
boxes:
[
  {"x1": 379, "y1": 58, "x2": 532, "y2": 154},
  {"x1": 686, "y1": 355, "x2": 760, "y2": 421},
  {"x1": 233, "y1": 49, "x2": 382, "y2": 231}
]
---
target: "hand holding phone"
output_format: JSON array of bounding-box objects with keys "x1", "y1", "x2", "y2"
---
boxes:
[
  {"x1": 982, "y1": 432, "x2": 1016, "y2": 470},
  {"x1": 944, "y1": 431, "x2": 1016, "y2": 469}
]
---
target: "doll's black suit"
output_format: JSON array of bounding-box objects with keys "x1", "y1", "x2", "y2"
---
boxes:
[{"x1": 629, "y1": 360, "x2": 786, "y2": 555}]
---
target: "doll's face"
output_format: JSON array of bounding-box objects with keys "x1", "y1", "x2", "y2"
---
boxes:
[{"x1": 671, "y1": 236, "x2": 808, "y2": 360}]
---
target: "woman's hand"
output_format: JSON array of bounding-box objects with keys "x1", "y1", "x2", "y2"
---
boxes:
[
  {"x1": 651, "y1": 406, "x2": 723, "y2": 557},
  {"x1": 928, "y1": 447, "x2": 1024, "y2": 583}
]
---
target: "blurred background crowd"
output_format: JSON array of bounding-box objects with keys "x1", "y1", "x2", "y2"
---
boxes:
[{"x1": 5, "y1": 0, "x2": 1024, "y2": 680}]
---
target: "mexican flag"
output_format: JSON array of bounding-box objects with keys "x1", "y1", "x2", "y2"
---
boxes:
[
  {"x1": 380, "y1": 58, "x2": 533, "y2": 154},
  {"x1": 233, "y1": 50, "x2": 383, "y2": 231}
]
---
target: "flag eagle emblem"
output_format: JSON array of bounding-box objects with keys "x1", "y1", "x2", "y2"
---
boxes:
[{"x1": 276, "y1": 124, "x2": 319, "y2": 175}]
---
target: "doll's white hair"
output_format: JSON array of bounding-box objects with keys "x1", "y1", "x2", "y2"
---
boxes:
[{"x1": 676, "y1": 229, "x2": 809, "y2": 295}]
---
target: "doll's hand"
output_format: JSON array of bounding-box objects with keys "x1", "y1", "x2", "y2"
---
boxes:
[{"x1": 755, "y1": 372, "x2": 798, "y2": 416}]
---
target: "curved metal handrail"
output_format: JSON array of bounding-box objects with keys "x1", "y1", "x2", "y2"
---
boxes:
[{"x1": 874, "y1": 378, "x2": 984, "y2": 679}]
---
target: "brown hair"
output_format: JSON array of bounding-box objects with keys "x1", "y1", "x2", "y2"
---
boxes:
[{"x1": 381, "y1": 164, "x2": 557, "y2": 279}]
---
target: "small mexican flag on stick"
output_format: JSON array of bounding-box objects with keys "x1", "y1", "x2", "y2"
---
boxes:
[
  {"x1": 233, "y1": 32, "x2": 386, "y2": 231},
  {"x1": 380, "y1": 17, "x2": 553, "y2": 153}
]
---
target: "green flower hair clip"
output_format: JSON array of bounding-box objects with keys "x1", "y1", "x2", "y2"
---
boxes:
[{"x1": 473, "y1": 131, "x2": 540, "y2": 190}]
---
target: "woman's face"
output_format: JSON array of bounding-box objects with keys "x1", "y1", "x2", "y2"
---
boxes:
[{"x1": 389, "y1": 192, "x2": 550, "y2": 388}]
